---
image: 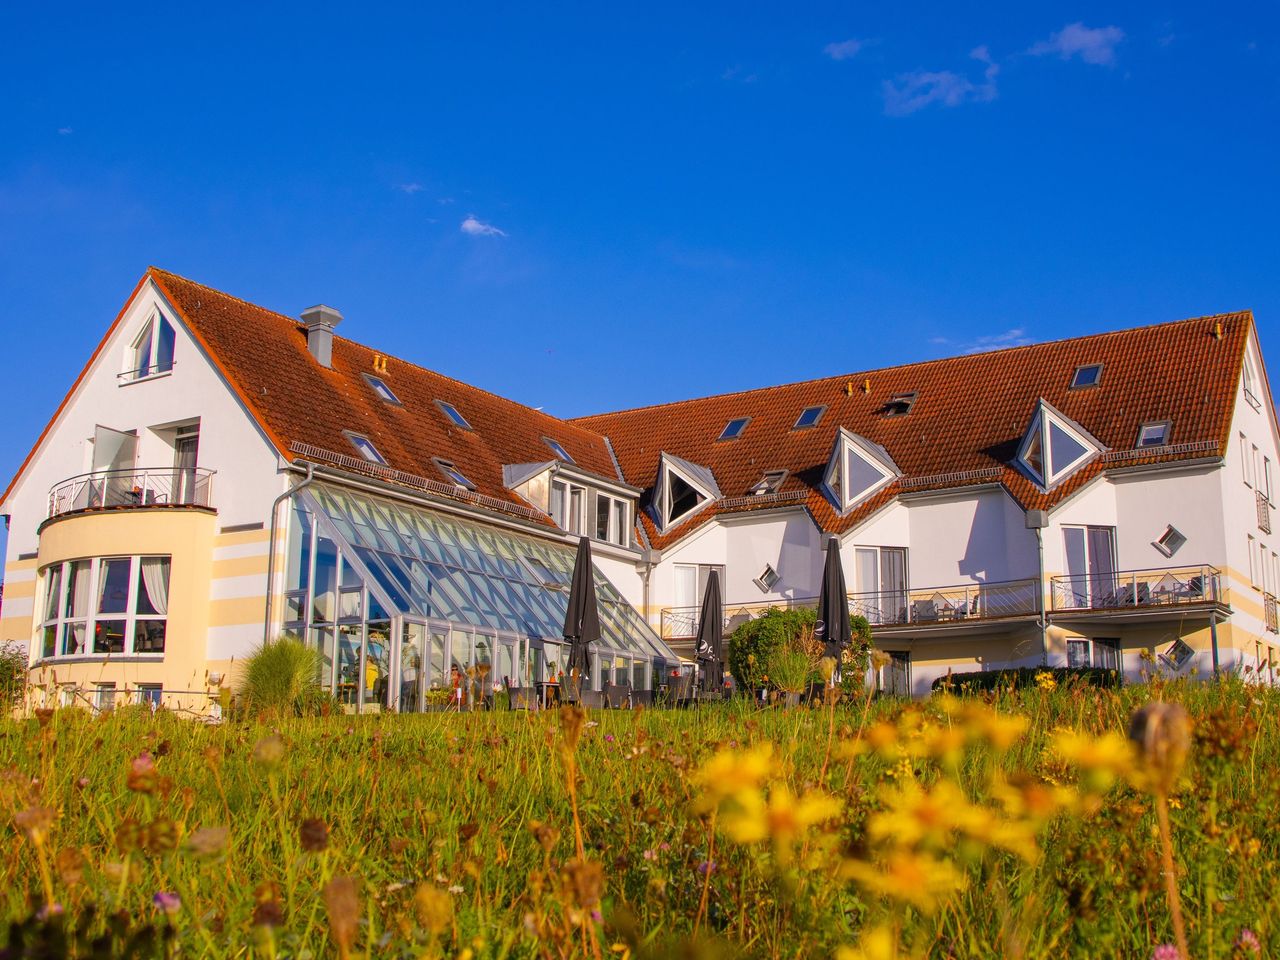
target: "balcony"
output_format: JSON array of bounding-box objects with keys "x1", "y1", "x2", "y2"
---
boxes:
[
  {"x1": 1050, "y1": 565, "x2": 1223, "y2": 613},
  {"x1": 1266, "y1": 593, "x2": 1278, "y2": 634},
  {"x1": 48, "y1": 467, "x2": 215, "y2": 519},
  {"x1": 658, "y1": 577, "x2": 1040, "y2": 640},
  {"x1": 1259, "y1": 490, "x2": 1272, "y2": 535}
]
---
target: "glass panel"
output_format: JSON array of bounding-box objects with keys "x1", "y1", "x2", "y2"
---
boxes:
[
  {"x1": 155, "y1": 316, "x2": 176, "y2": 372},
  {"x1": 336, "y1": 624, "x2": 362, "y2": 705},
  {"x1": 286, "y1": 503, "x2": 313, "y2": 593},
  {"x1": 135, "y1": 558, "x2": 169, "y2": 616},
  {"x1": 1047, "y1": 421, "x2": 1089, "y2": 478},
  {"x1": 94, "y1": 620, "x2": 127, "y2": 654},
  {"x1": 1066, "y1": 639, "x2": 1090, "y2": 669},
  {"x1": 313, "y1": 536, "x2": 339, "y2": 622},
  {"x1": 1087, "y1": 527, "x2": 1117, "y2": 605},
  {"x1": 1063, "y1": 527, "x2": 1088, "y2": 605},
  {"x1": 63, "y1": 623, "x2": 86, "y2": 657},
  {"x1": 312, "y1": 626, "x2": 336, "y2": 691},
  {"x1": 66, "y1": 560, "x2": 91, "y2": 619},
  {"x1": 338, "y1": 589, "x2": 362, "y2": 621},
  {"x1": 42, "y1": 625, "x2": 57, "y2": 659},
  {"x1": 1093, "y1": 639, "x2": 1120, "y2": 670},
  {"x1": 365, "y1": 621, "x2": 391, "y2": 708},
  {"x1": 596, "y1": 494, "x2": 611, "y2": 541},
  {"x1": 613, "y1": 500, "x2": 628, "y2": 546},
  {"x1": 43, "y1": 566, "x2": 62, "y2": 623},
  {"x1": 1023, "y1": 428, "x2": 1043, "y2": 480},
  {"x1": 97, "y1": 559, "x2": 132, "y2": 615},
  {"x1": 550, "y1": 482, "x2": 566, "y2": 528},
  {"x1": 429, "y1": 630, "x2": 448, "y2": 690},
  {"x1": 569, "y1": 488, "x2": 583, "y2": 535},
  {"x1": 451, "y1": 628, "x2": 472, "y2": 672},
  {"x1": 633, "y1": 660, "x2": 647, "y2": 690},
  {"x1": 667, "y1": 473, "x2": 703, "y2": 521},
  {"x1": 133, "y1": 619, "x2": 166, "y2": 653},
  {"x1": 400, "y1": 623, "x2": 425, "y2": 712},
  {"x1": 133, "y1": 320, "x2": 153, "y2": 376},
  {"x1": 845, "y1": 448, "x2": 884, "y2": 503}
]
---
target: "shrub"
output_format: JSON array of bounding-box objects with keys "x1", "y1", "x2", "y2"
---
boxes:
[
  {"x1": 0, "y1": 642, "x2": 26, "y2": 708},
  {"x1": 768, "y1": 648, "x2": 813, "y2": 694},
  {"x1": 727, "y1": 607, "x2": 817, "y2": 691},
  {"x1": 930, "y1": 666, "x2": 1122, "y2": 693},
  {"x1": 238, "y1": 636, "x2": 334, "y2": 716}
]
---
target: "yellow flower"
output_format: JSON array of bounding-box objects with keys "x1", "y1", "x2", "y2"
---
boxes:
[
  {"x1": 1052, "y1": 729, "x2": 1136, "y2": 792},
  {"x1": 721, "y1": 784, "x2": 843, "y2": 864},
  {"x1": 866, "y1": 780, "x2": 981, "y2": 850},
  {"x1": 1034, "y1": 671, "x2": 1058, "y2": 691},
  {"x1": 690, "y1": 745, "x2": 778, "y2": 811},
  {"x1": 840, "y1": 850, "x2": 967, "y2": 913},
  {"x1": 837, "y1": 925, "x2": 903, "y2": 960}
]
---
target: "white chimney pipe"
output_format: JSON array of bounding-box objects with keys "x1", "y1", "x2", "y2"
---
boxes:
[{"x1": 301, "y1": 305, "x2": 343, "y2": 368}]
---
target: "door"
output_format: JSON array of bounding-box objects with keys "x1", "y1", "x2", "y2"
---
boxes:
[
  {"x1": 1063, "y1": 526, "x2": 1117, "y2": 607},
  {"x1": 400, "y1": 621, "x2": 426, "y2": 712},
  {"x1": 880, "y1": 548, "x2": 908, "y2": 625},
  {"x1": 172, "y1": 426, "x2": 199, "y2": 505},
  {"x1": 91, "y1": 426, "x2": 137, "y2": 508},
  {"x1": 673, "y1": 564, "x2": 697, "y2": 636},
  {"x1": 883, "y1": 651, "x2": 910, "y2": 697}
]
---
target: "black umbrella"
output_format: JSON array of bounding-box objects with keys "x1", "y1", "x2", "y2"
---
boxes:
[
  {"x1": 563, "y1": 536, "x2": 601, "y2": 698},
  {"x1": 815, "y1": 536, "x2": 852, "y2": 666},
  {"x1": 694, "y1": 569, "x2": 723, "y2": 694}
]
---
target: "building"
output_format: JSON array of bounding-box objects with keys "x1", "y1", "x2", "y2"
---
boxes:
[{"x1": 1, "y1": 268, "x2": 1276, "y2": 709}]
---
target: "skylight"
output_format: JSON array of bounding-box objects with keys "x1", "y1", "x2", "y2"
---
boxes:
[
  {"x1": 433, "y1": 458, "x2": 475, "y2": 489},
  {"x1": 1137, "y1": 421, "x2": 1171, "y2": 447},
  {"x1": 749, "y1": 470, "x2": 788, "y2": 496},
  {"x1": 1070, "y1": 364, "x2": 1103, "y2": 389},
  {"x1": 543, "y1": 437, "x2": 574, "y2": 463},
  {"x1": 346, "y1": 432, "x2": 386, "y2": 465},
  {"x1": 435, "y1": 400, "x2": 472, "y2": 430},
  {"x1": 1016, "y1": 400, "x2": 1102, "y2": 490},
  {"x1": 824, "y1": 429, "x2": 900, "y2": 514},
  {"x1": 793, "y1": 405, "x2": 826, "y2": 430},
  {"x1": 881, "y1": 392, "x2": 918, "y2": 417},
  {"x1": 718, "y1": 417, "x2": 751, "y2": 441},
  {"x1": 364, "y1": 374, "x2": 400, "y2": 404}
]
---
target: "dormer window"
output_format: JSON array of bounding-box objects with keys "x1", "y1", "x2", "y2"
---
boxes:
[
  {"x1": 880, "y1": 392, "x2": 918, "y2": 417},
  {"x1": 1070, "y1": 364, "x2": 1103, "y2": 389},
  {"x1": 435, "y1": 400, "x2": 472, "y2": 430},
  {"x1": 718, "y1": 417, "x2": 751, "y2": 441},
  {"x1": 543, "y1": 437, "x2": 574, "y2": 463},
  {"x1": 1016, "y1": 399, "x2": 1103, "y2": 491},
  {"x1": 433, "y1": 458, "x2": 475, "y2": 489},
  {"x1": 749, "y1": 470, "x2": 788, "y2": 496},
  {"x1": 126, "y1": 311, "x2": 176, "y2": 381},
  {"x1": 1137, "y1": 421, "x2": 1171, "y2": 447},
  {"x1": 345, "y1": 432, "x2": 386, "y2": 464},
  {"x1": 793, "y1": 405, "x2": 826, "y2": 430},
  {"x1": 363, "y1": 374, "x2": 400, "y2": 404},
  {"x1": 654, "y1": 453, "x2": 720, "y2": 531},
  {"x1": 824, "y1": 428, "x2": 900, "y2": 514}
]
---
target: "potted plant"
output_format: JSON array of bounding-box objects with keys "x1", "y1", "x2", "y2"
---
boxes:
[{"x1": 768, "y1": 648, "x2": 812, "y2": 708}]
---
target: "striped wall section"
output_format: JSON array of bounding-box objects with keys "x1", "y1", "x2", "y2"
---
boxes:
[
  {"x1": 0, "y1": 558, "x2": 37, "y2": 649},
  {"x1": 207, "y1": 526, "x2": 272, "y2": 662}
]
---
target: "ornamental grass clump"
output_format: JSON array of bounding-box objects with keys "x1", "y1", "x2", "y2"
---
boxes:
[{"x1": 238, "y1": 636, "x2": 329, "y2": 717}]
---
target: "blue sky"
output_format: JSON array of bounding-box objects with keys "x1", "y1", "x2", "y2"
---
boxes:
[{"x1": 1, "y1": 2, "x2": 1278, "y2": 560}]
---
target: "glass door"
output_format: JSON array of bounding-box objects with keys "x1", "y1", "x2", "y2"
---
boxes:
[
  {"x1": 400, "y1": 622, "x2": 426, "y2": 712},
  {"x1": 172, "y1": 426, "x2": 199, "y2": 505},
  {"x1": 880, "y1": 548, "x2": 908, "y2": 625},
  {"x1": 1063, "y1": 526, "x2": 1117, "y2": 607}
]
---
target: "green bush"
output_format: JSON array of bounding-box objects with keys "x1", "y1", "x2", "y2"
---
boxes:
[
  {"x1": 0, "y1": 642, "x2": 26, "y2": 708},
  {"x1": 930, "y1": 666, "x2": 1122, "y2": 693},
  {"x1": 727, "y1": 607, "x2": 817, "y2": 690},
  {"x1": 768, "y1": 648, "x2": 813, "y2": 694},
  {"x1": 238, "y1": 636, "x2": 334, "y2": 716}
]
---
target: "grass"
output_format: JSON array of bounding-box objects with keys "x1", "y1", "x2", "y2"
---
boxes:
[{"x1": 1, "y1": 676, "x2": 1276, "y2": 958}]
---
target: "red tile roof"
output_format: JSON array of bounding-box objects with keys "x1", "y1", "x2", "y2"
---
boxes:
[{"x1": 574, "y1": 313, "x2": 1252, "y2": 548}]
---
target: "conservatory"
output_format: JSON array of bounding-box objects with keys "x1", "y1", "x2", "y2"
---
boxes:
[{"x1": 281, "y1": 482, "x2": 675, "y2": 710}]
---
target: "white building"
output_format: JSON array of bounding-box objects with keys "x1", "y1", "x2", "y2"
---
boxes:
[{"x1": 1, "y1": 269, "x2": 1275, "y2": 707}]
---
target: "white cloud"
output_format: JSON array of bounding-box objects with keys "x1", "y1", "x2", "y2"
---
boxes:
[
  {"x1": 460, "y1": 215, "x2": 506, "y2": 237},
  {"x1": 1029, "y1": 22, "x2": 1125, "y2": 66},
  {"x1": 396, "y1": 182, "x2": 424, "y2": 194},
  {"x1": 824, "y1": 38, "x2": 864, "y2": 61},
  {"x1": 883, "y1": 48, "x2": 998, "y2": 116},
  {"x1": 721, "y1": 64, "x2": 758, "y2": 83},
  {"x1": 960, "y1": 328, "x2": 1034, "y2": 354},
  {"x1": 57, "y1": 127, "x2": 72, "y2": 135}
]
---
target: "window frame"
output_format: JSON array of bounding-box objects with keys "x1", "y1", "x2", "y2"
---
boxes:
[
  {"x1": 543, "y1": 437, "x2": 575, "y2": 463},
  {"x1": 363, "y1": 374, "x2": 401, "y2": 405},
  {"x1": 792, "y1": 405, "x2": 827, "y2": 430},
  {"x1": 1136, "y1": 420, "x2": 1172, "y2": 448},
  {"x1": 432, "y1": 458, "x2": 476, "y2": 490},
  {"x1": 345, "y1": 431, "x2": 387, "y2": 465},
  {"x1": 593, "y1": 490, "x2": 631, "y2": 547},
  {"x1": 123, "y1": 309, "x2": 177, "y2": 383},
  {"x1": 435, "y1": 400, "x2": 473, "y2": 431},
  {"x1": 1069, "y1": 363, "x2": 1104, "y2": 390},
  {"x1": 1153, "y1": 525, "x2": 1187, "y2": 558},
  {"x1": 37, "y1": 555, "x2": 171, "y2": 660},
  {"x1": 749, "y1": 470, "x2": 788, "y2": 496},
  {"x1": 717, "y1": 417, "x2": 751, "y2": 441},
  {"x1": 551, "y1": 478, "x2": 587, "y2": 534}
]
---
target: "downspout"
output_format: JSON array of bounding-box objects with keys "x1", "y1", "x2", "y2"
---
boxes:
[
  {"x1": 1210, "y1": 612, "x2": 1220, "y2": 679},
  {"x1": 262, "y1": 462, "x2": 315, "y2": 644},
  {"x1": 1025, "y1": 509, "x2": 1050, "y2": 667}
]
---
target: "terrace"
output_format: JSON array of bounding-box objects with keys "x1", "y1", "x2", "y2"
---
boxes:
[
  {"x1": 47, "y1": 466, "x2": 215, "y2": 518},
  {"x1": 1049, "y1": 565, "x2": 1225, "y2": 614}
]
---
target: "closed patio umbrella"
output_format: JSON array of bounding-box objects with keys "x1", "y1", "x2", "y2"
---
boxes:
[
  {"x1": 563, "y1": 536, "x2": 600, "y2": 700},
  {"x1": 694, "y1": 569, "x2": 723, "y2": 694},
  {"x1": 816, "y1": 537, "x2": 852, "y2": 676}
]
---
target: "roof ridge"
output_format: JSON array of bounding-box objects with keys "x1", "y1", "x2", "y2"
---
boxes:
[
  {"x1": 572, "y1": 310, "x2": 1254, "y2": 422},
  {"x1": 148, "y1": 266, "x2": 607, "y2": 443}
]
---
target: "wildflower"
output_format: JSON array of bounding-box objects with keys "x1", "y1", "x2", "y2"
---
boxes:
[
  {"x1": 1151, "y1": 945, "x2": 1180, "y2": 960},
  {"x1": 127, "y1": 752, "x2": 157, "y2": 793},
  {"x1": 252, "y1": 882, "x2": 284, "y2": 928},
  {"x1": 252, "y1": 735, "x2": 285, "y2": 767},
  {"x1": 35, "y1": 903, "x2": 63, "y2": 921},
  {"x1": 323, "y1": 876, "x2": 360, "y2": 958},
  {"x1": 840, "y1": 849, "x2": 967, "y2": 913},
  {"x1": 559, "y1": 704, "x2": 587, "y2": 752},
  {"x1": 55, "y1": 848, "x2": 85, "y2": 885},
  {"x1": 413, "y1": 883, "x2": 453, "y2": 935},
  {"x1": 448, "y1": 884, "x2": 464, "y2": 894},
  {"x1": 147, "y1": 818, "x2": 179, "y2": 852},
  {"x1": 1053, "y1": 729, "x2": 1136, "y2": 793},
  {"x1": 1235, "y1": 928, "x2": 1262, "y2": 956},
  {"x1": 299, "y1": 818, "x2": 329, "y2": 852},
  {"x1": 186, "y1": 825, "x2": 229, "y2": 857},
  {"x1": 152, "y1": 892, "x2": 181, "y2": 917},
  {"x1": 1034, "y1": 671, "x2": 1058, "y2": 691},
  {"x1": 837, "y1": 925, "x2": 901, "y2": 960},
  {"x1": 690, "y1": 744, "x2": 778, "y2": 811},
  {"x1": 14, "y1": 807, "x2": 56, "y2": 845},
  {"x1": 1128, "y1": 702, "x2": 1190, "y2": 794},
  {"x1": 561, "y1": 857, "x2": 605, "y2": 910},
  {"x1": 604, "y1": 734, "x2": 615, "y2": 743},
  {"x1": 720, "y1": 783, "x2": 842, "y2": 864}
]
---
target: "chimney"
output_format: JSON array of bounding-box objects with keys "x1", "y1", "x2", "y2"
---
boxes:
[{"x1": 301, "y1": 305, "x2": 343, "y2": 368}]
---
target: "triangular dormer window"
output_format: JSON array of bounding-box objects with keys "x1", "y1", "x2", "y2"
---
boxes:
[
  {"x1": 654, "y1": 452, "x2": 720, "y2": 532},
  {"x1": 1016, "y1": 399, "x2": 1103, "y2": 491},
  {"x1": 823, "y1": 428, "x2": 900, "y2": 515}
]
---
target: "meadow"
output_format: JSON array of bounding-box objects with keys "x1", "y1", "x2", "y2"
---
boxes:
[{"x1": 1, "y1": 676, "x2": 1276, "y2": 959}]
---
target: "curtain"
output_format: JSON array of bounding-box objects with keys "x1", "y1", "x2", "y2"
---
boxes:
[
  {"x1": 70, "y1": 562, "x2": 91, "y2": 618},
  {"x1": 140, "y1": 557, "x2": 170, "y2": 616}
]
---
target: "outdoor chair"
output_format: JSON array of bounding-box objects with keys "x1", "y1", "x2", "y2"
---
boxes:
[
  {"x1": 911, "y1": 599, "x2": 939, "y2": 622},
  {"x1": 604, "y1": 682, "x2": 631, "y2": 709}
]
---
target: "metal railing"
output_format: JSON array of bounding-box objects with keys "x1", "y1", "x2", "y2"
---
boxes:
[
  {"x1": 1267, "y1": 593, "x2": 1279, "y2": 634},
  {"x1": 659, "y1": 577, "x2": 1039, "y2": 638},
  {"x1": 1099, "y1": 439, "x2": 1220, "y2": 463},
  {"x1": 1259, "y1": 490, "x2": 1272, "y2": 535},
  {"x1": 1050, "y1": 565, "x2": 1222, "y2": 612},
  {"x1": 716, "y1": 490, "x2": 810, "y2": 512},
  {"x1": 48, "y1": 467, "x2": 214, "y2": 518}
]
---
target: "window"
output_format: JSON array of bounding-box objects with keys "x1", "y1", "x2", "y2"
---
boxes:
[
  {"x1": 551, "y1": 479, "x2": 587, "y2": 534},
  {"x1": 435, "y1": 400, "x2": 472, "y2": 430},
  {"x1": 1249, "y1": 535, "x2": 1259, "y2": 588},
  {"x1": 825, "y1": 429, "x2": 900, "y2": 514},
  {"x1": 543, "y1": 438, "x2": 574, "y2": 463},
  {"x1": 1066, "y1": 639, "x2": 1090, "y2": 669},
  {"x1": 749, "y1": 470, "x2": 788, "y2": 496},
  {"x1": 674, "y1": 564, "x2": 725, "y2": 613},
  {"x1": 1070, "y1": 364, "x2": 1103, "y2": 389},
  {"x1": 792, "y1": 405, "x2": 826, "y2": 430},
  {"x1": 1062, "y1": 526, "x2": 1117, "y2": 607},
  {"x1": 853, "y1": 546, "x2": 909, "y2": 626},
  {"x1": 346, "y1": 432, "x2": 386, "y2": 464},
  {"x1": 754, "y1": 564, "x2": 780, "y2": 592},
  {"x1": 1253, "y1": 445, "x2": 1263, "y2": 498},
  {"x1": 1244, "y1": 357, "x2": 1261, "y2": 410},
  {"x1": 137, "y1": 684, "x2": 163, "y2": 708},
  {"x1": 95, "y1": 683, "x2": 117, "y2": 714},
  {"x1": 38, "y1": 556, "x2": 170, "y2": 659},
  {"x1": 880, "y1": 392, "x2": 918, "y2": 417},
  {"x1": 1153, "y1": 525, "x2": 1187, "y2": 558},
  {"x1": 363, "y1": 374, "x2": 400, "y2": 404},
  {"x1": 718, "y1": 417, "x2": 751, "y2": 441},
  {"x1": 1137, "y1": 421, "x2": 1170, "y2": 447},
  {"x1": 594, "y1": 491, "x2": 630, "y2": 547},
  {"x1": 1160, "y1": 637, "x2": 1195, "y2": 671},
  {"x1": 1242, "y1": 433, "x2": 1253, "y2": 487},
  {"x1": 654, "y1": 455, "x2": 718, "y2": 530},
  {"x1": 1266, "y1": 457, "x2": 1274, "y2": 503},
  {"x1": 433, "y1": 459, "x2": 475, "y2": 490},
  {"x1": 1017, "y1": 400, "x2": 1100, "y2": 490},
  {"x1": 126, "y1": 311, "x2": 177, "y2": 381}
]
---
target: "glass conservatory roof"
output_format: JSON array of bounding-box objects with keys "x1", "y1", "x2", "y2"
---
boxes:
[{"x1": 302, "y1": 483, "x2": 673, "y2": 661}]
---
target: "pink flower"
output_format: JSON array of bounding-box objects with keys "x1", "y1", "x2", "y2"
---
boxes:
[
  {"x1": 152, "y1": 892, "x2": 181, "y2": 916},
  {"x1": 1236, "y1": 929, "x2": 1261, "y2": 956},
  {"x1": 1152, "y1": 946, "x2": 1181, "y2": 960}
]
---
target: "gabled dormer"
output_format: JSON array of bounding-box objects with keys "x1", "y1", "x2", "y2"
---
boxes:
[
  {"x1": 653, "y1": 452, "x2": 720, "y2": 532},
  {"x1": 823, "y1": 427, "x2": 901, "y2": 515},
  {"x1": 1016, "y1": 399, "x2": 1104, "y2": 491}
]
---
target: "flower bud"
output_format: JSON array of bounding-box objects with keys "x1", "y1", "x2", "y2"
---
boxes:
[{"x1": 1128, "y1": 702, "x2": 1190, "y2": 794}]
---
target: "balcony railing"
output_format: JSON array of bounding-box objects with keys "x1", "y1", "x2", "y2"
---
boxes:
[
  {"x1": 1266, "y1": 593, "x2": 1278, "y2": 634},
  {"x1": 48, "y1": 466, "x2": 215, "y2": 518},
  {"x1": 659, "y1": 577, "x2": 1039, "y2": 638},
  {"x1": 1259, "y1": 490, "x2": 1272, "y2": 535},
  {"x1": 1050, "y1": 566, "x2": 1222, "y2": 612}
]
